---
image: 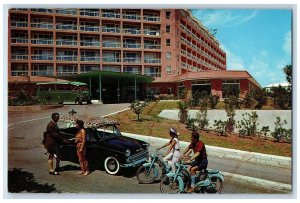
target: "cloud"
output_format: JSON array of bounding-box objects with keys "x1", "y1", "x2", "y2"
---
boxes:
[
  {"x1": 283, "y1": 31, "x2": 291, "y2": 56},
  {"x1": 192, "y1": 10, "x2": 258, "y2": 28},
  {"x1": 220, "y1": 44, "x2": 246, "y2": 70}
]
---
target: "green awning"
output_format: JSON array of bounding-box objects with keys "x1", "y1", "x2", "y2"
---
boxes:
[{"x1": 53, "y1": 71, "x2": 154, "y2": 83}]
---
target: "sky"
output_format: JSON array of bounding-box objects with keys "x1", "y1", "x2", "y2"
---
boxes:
[{"x1": 191, "y1": 9, "x2": 292, "y2": 87}]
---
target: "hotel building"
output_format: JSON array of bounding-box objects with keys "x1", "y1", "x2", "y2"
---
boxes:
[{"x1": 8, "y1": 8, "x2": 260, "y2": 103}]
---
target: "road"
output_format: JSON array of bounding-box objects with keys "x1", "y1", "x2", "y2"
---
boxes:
[{"x1": 6, "y1": 103, "x2": 291, "y2": 195}]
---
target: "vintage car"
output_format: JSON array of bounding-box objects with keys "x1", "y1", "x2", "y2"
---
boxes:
[{"x1": 58, "y1": 115, "x2": 149, "y2": 175}]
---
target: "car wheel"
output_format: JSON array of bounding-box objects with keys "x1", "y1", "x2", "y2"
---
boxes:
[{"x1": 104, "y1": 156, "x2": 120, "y2": 175}]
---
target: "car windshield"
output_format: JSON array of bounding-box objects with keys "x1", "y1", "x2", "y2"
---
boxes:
[{"x1": 96, "y1": 125, "x2": 122, "y2": 140}]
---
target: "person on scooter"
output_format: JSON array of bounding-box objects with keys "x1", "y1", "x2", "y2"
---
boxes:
[
  {"x1": 181, "y1": 131, "x2": 208, "y2": 193},
  {"x1": 157, "y1": 128, "x2": 181, "y2": 171}
]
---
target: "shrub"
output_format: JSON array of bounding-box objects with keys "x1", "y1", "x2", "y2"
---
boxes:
[
  {"x1": 213, "y1": 120, "x2": 227, "y2": 136},
  {"x1": 209, "y1": 94, "x2": 220, "y2": 109},
  {"x1": 272, "y1": 116, "x2": 291, "y2": 142},
  {"x1": 196, "y1": 99, "x2": 209, "y2": 130},
  {"x1": 236, "y1": 111, "x2": 259, "y2": 137},
  {"x1": 177, "y1": 101, "x2": 189, "y2": 123},
  {"x1": 260, "y1": 126, "x2": 270, "y2": 139},
  {"x1": 186, "y1": 117, "x2": 198, "y2": 131},
  {"x1": 269, "y1": 85, "x2": 291, "y2": 109},
  {"x1": 224, "y1": 95, "x2": 240, "y2": 133}
]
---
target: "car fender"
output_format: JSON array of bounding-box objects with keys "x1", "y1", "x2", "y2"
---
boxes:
[{"x1": 142, "y1": 163, "x2": 159, "y2": 177}]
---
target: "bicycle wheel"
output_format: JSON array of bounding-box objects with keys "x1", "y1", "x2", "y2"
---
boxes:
[
  {"x1": 136, "y1": 165, "x2": 156, "y2": 184},
  {"x1": 160, "y1": 175, "x2": 180, "y2": 194}
]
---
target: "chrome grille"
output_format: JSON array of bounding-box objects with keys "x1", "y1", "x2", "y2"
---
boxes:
[{"x1": 127, "y1": 150, "x2": 148, "y2": 163}]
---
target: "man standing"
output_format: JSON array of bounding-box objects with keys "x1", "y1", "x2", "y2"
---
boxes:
[
  {"x1": 181, "y1": 131, "x2": 208, "y2": 193},
  {"x1": 43, "y1": 113, "x2": 64, "y2": 175}
]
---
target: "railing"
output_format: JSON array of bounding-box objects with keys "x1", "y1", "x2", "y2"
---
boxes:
[
  {"x1": 80, "y1": 56, "x2": 101, "y2": 62},
  {"x1": 102, "y1": 41, "x2": 121, "y2": 48},
  {"x1": 56, "y1": 39, "x2": 77, "y2": 46},
  {"x1": 143, "y1": 16, "x2": 160, "y2": 22},
  {"x1": 123, "y1": 28, "x2": 141, "y2": 35},
  {"x1": 122, "y1": 14, "x2": 141, "y2": 20},
  {"x1": 80, "y1": 26, "x2": 100, "y2": 32},
  {"x1": 56, "y1": 23, "x2": 77, "y2": 30},
  {"x1": 11, "y1": 21, "x2": 28, "y2": 27},
  {"x1": 11, "y1": 70, "x2": 29, "y2": 76},
  {"x1": 102, "y1": 27, "x2": 121, "y2": 33},
  {"x1": 31, "y1": 54, "x2": 54, "y2": 61},
  {"x1": 102, "y1": 57, "x2": 121, "y2": 63},
  {"x1": 102, "y1": 12, "x2": 121, "y2": 19},
  {"x1": 123, "y1": 43, "x2": 141, "y2": 49},
  {"x1": 31, "y1": 71, "x2": 53, "y2": 76},
  {"x1": 144, "y1": 72, "x2": 161, "y2": 77},
  {"x1": 11, "y1": 9, "x2": 28, "y2": 11},
  {"x1": 11, "y1": 55, "x2": 28, "y2": 60},
  {"x1": 144, "y1": 58, "x2": 161, "y2": 63},
  {"x1": 31, "y1": 39, "x2": 53, "y2": 45},
  {"x1": 55, "y1": 9, "x2": 77, "y2": 15},
  {"x1": 11, "y1": 38, "x2": 28, "y2": 44},
  {"x1": 80, "y1": 41, "x2": 100, "y2": 46},
  {"x1": 57, "y1": 71, "x2": 77, "y2": 75},
  {"x1": 102, "y1": 67, "x2": 121, "y2": 72},
  {"x1": 124, "y1": 70, "x2": 141, "y2": 74},
  {"x1": 144, "y1": 44, "x2": 161, "y2": 49},
  {"x1": 56, "y1": 56, "x2": 78, "y2": 61},
  {"x1": 80, "y1": 67, "x2": 99, "y2": 73},
  {"x1": 80, "y1": 10, "x2": 100, "y2": 17},
  {"x1": 31, "y1": 9, "x2": 54, "y2": 13},
  {"x1": 123, "y1": 57, "x2": 141, "y2": 63},
  {"x1": 31, "y1": 22, "x2": 53, "y2": 29},
  {"x1": 144, "y1": 30, "x2": 160, "y2": 36}
]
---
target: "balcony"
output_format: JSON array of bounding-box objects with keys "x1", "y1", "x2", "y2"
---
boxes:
[
  {"x1": 56, "y1": 55, "x2": 78, "y2": 61},
  {"x1": 123, "y1": 43, "x2": 141, "y2": 49},
  {"x1": 80, "y1": 56, "x2": 101, "y2": 62},
  {"x1": 80, "y1": 41, "x2": 100, "y2": 47},
  {"x1": 81, "y1": 65, "x2": 99, "y2": 73},
  {"x1": 80, "y1": 10, "x2": 100, "y2": 17},
  {"x1": 31, "y1": 22, "x2": 53, "y2": 30},
  {"x1": 102, "y1": 41, "x2": 121, "y2": 48},
  {"x1": 122, "y1": 14, "x2": 141, "y2": 20},
  {"x1": 102, "y1": 57, "x2": 121, "y2": 63},
  {"x1": 57, "y1": 71, "x2": 77, "y2": 76},
  {"x1": 31, "y1": 39, "x2": 54, "y2": 45},
  {"x1": 101, "y1": 12, "x2": 121, "y2": 19},
  {"x1": 31, "y1": 70, "x2": 53, "y2": 76},
  {"x1": 143, "y1": 16, "x2": 160, "y2": 22},
  {"x1": 56, "y1": 39, "x2": 77, "y2": 46},
  {"x1": 11, "y1": 38, "x2": 28, "y2": 44},
  {"x1": 11, "y1": 55, "x2": 28, "y2": 60},
  {"x1": 144, "y1": 72, "x2": 161, "y2": 77},
  {"x1": 123, "y1": 57, "x2": 141, "y2": 63},
  {"x1": 144, "y1": 30, "x2": 160, "y2": 36},
  {"x1": 31, "y1": 54, "x2": 54, "y2": 61},
  {"x1": 144, "y1": 58, "x2": 161, "y2": 63},
  {"x1": 11, "y1": 70, "x2": 29, "y2": 76},
  {"x1": 31, "y1": 9, "x2": 54, "y2": 13},
  {"x1": 123, "y1": 28, "x2": 141, "y2": 35},
  {"x1": 124, "y1": 67, "x2": 141, "y2": 74},
  {"x1": 55, "y1": 9, "x2": 77, "y2": 15},
  {"x1": 80, "y1": 25, "x2": 100, "y2": 32},
  {"x1": 11, "y1": 9, "x2": 28, "y2": 11},
  {"x1": 144, "y1": 44, "x2": 161, "y2": 49},
  {"x1": 56, "y1": 23, "x2": 77, "y2": 31},
  {"x1": 102, "y1": 27, "x2": 121, "y2": 33},
  {"x1": 11, "y1": 20, "x2": 28, "y2": 28}
]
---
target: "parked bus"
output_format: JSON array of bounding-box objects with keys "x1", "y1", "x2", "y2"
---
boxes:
[{"x1": 36, "y1": 81, "x2": 92, "y2": 104}]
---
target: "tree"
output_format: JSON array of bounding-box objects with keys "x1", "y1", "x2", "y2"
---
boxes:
[
  {"x1": 283, "y1": 65, "x2": 292, "y2": 85},
  {"x1": 130, "y1": 100, "x2": 147, "y2": 121}
]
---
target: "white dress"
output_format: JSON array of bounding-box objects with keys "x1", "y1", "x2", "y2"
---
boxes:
[{"x1": 163, "y1": 138, "x2": 180, "y2": 171}]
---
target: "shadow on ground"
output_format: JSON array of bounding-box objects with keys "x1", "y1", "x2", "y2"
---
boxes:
[{"x1": 8, "y1": 168, "x2": 60, "y2": 193}]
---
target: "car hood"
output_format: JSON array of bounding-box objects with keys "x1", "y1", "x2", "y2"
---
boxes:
[{"x1": 103, "y1": 136, "x2": 148, "y2": 154}]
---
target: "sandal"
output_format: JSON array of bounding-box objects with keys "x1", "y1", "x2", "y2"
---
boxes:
[
  {"x1": 49, "y1": 171, "x2": 59, "y2": 175},
  {"x1": 83, "y1": 171, "x2": 90, "y2": 176},
  {"x1": 76, "y1": 171, "x2": 84, "y2": 175}
]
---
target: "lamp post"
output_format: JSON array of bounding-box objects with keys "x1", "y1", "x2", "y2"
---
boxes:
[{"x1": 68, "y1": 109, "x2": 77, "y2": 120}]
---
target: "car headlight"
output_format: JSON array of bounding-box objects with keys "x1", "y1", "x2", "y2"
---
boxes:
[{"x1": 125, "y1": 149, "x2": 131, "y2": 157}]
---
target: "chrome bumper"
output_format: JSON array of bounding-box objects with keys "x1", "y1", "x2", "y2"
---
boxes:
[{"x1": 120, "y1": 157, "x2": 147, "y2": 168}]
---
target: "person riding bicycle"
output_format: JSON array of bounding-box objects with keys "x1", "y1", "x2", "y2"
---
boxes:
[
  {"x1": 157, "y1": 128, "x2": 181, "y2": 171},
  {"x1": 181, "y1": 131, "x2": 208, "y2": 193}
]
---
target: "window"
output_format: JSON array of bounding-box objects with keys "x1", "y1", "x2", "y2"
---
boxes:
[
  {"x1": 166, "y1": 39, "x2": 171, "y2": 46},
  {"x1": 166, "y1": 11, "x2": 171, "y2": 19},
  {"x1": 166, "y1": 66, "x2": 172, "y2": 74},
  {"x1": 167, "y1": 88, "x2": 172, "y2": 94},
  {"x1": 166, "y1": 25, "x2": 170, "y2": 33},
  {"x1": 166, "y1": 52, "x2": 171, "y2": 60},
  {"x1": 222, "y1": 80, "x2": 240, "y2": 99}
]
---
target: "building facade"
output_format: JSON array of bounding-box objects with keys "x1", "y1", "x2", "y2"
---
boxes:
[{"x1": 8, "y1": 8, "x2": 260, "y2": 102}]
